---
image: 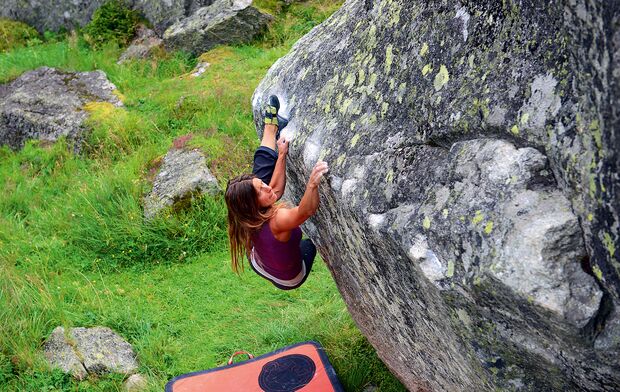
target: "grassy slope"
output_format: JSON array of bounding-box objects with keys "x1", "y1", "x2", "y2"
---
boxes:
[{"x1": 0, "y1": 1, "x2": 406, "y2": 391}]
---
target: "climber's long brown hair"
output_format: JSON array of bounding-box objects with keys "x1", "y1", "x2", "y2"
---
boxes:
[{"x1": 225, "y1": 174, "x2": 280, "y2": 273}]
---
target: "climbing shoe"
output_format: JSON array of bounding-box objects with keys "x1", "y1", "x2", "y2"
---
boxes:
[
  {"x1": 264, "y1": 95, "x2": 280, "y2": 126},
  {"x1": 275, "y1": 114, "x2": 288, "y2": 140}
]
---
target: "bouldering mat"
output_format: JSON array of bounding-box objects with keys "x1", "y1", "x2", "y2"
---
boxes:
[{"x1": 165, "y1": 341, "x2": 344, "y2": 391}]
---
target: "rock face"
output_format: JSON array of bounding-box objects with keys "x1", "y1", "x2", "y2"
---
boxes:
[
  {"x1": 44, "y1": 326, "x2": 139, "y2": 379},
  {"x1": 163, "y1": 0, "x2": 272, "y2": 56},
  {"x1": 0, "y1": 0, "x2": 215, "y2": 35},
  {"x1": 253, "y1": 1, "x2": 620, "y2": 391},
  {"x1": 117, "y1": 25, "x2": 162, "y2": 64},
  {"x1": 132, "y1": 0, "x2": 215, "y2": 35},
  {"x1": 0, "y1": 66, "x2": 122, "y2": 150},
  {"x1": 143, "y1": 147, "x2": 220, "y2": 219}
]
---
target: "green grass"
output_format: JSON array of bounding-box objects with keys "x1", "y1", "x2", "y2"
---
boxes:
[{"x1": 0, "y1": 1, "x2": 405, "y2": 391}]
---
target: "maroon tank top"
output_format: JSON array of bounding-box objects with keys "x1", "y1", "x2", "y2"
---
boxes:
[{"x1": 251, "y1": 222, "x2": 302, "y2": 280}]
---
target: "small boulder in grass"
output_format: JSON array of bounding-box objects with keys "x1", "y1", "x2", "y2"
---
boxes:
[
  {"x1": 143, "y1": 135, "x2": 221, "y2": 219},
  {"x1": 117, "y1": 25, "x2": 163, "y2": 64},
  {"x1": 0, "y1": 66, "x2": 122, "y2": 151},
  {"x1": 43, "y1": 327, "x2": 88, "y2": 380},
  {"x1": 43, "y1": 326, "x2": 138, "y2": 379},
  {"x1": 125, "y1": 373, "x2": 148, "y2": 391}
]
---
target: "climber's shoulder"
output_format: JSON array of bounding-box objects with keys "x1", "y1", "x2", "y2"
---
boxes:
[{"x1": 270, "y1": 206, "x2": 305, "y2": 236}]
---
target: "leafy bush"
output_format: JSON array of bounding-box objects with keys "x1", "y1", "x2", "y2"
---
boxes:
[
  {"x1": 0, "y1": 19, "x2": 40, "y2": 52},
  {"x1": 84, "y1": 0, "x2": 140, "y2": 48}
]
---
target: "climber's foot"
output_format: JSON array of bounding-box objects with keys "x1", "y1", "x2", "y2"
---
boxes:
[{"x1": 264, "y1": 95, "x2": 280, "y2": 126}]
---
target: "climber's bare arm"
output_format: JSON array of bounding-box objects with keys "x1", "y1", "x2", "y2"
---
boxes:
[
  {"x1": 269, "y1": 137, "x2": 288, "y2": 200},
  {"x1": 271, "y1": 161, "x2": 328, "y2": 235}
]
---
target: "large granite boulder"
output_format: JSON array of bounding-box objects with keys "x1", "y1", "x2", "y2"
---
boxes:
[
  {"x1": 253, "y1": 1, "x2": 620, "y2": 391},
  {"x1": 163, "y1": 0, "x2": 272, "y2": 56},
  {"x1": 0, "y1": 66, "x2": 122, "y2": 150},
  {"x1": 143, "y1": 145, "x2": 220, "y2": 219},
  {"x1": 0, "y1": 1, "x2": 214, "y2": 35},
  {"x1": 44, "y1": 326, "x2": 139, "y2": 379}
]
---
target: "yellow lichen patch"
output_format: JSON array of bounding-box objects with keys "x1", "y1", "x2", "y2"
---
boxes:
[
  {"x1": 385, "y1": 169, "x2": 394, "y2": 183},
  {"x1": 381, "y1": 102, "x2": 389, "y2": 118},
  {"x1": 358, "y1": 69, "x2": 366, "y2": 85},
  {"x1": 366, "y1": 24, "x2": 378, "y2": 50},
  {"x1": 511, "y1": 125, "x2": 520, "y2": 135},
  {"x1": 592, "y1": 265, "x2": 604, "y2": 281},
  {"x1": 471, "y1": 210, "x2": 484, "y2": 225},
  {"x1": 484, "y1": 221, "x2": 494, "y2": 234},
  {"x1": 589, "y1": 175, "x2": 597, "y2": 198},
  {"x1": 590, "y1": 120, "x2": 603, "y2": 155},
  {"x1": 397, "y1": 82, "x2": 407, "y2": 104},
  {"x1": 369, "y1": 73, "x2": 378, "y2": 88},
  {"x1": 420, "y1": 42, "x2": 429, "y2": 57},
  {"x1": 339, "y1": 98, "x2": 353, "y2": 115},
  {"x1": 350, "y1": 133, "x2": 361, "y2": 147},
  {"x1": 446, "y1": 260, "x2": 455, "y2": 278},
  {"x1": 422, "y1": 64, "x2": 433, "y2": 76},
  {"x1": 323, "y1": 102, "x2": 331, "y2": 113},
  {"x1": 587, "y1": 213, "x2": 594, "y2": 221},
  {"x1": 385, "y1": 44, "x2": 394, "y2": 74},
  {"x1": 468, "y1": 54, "x2": 475, "y2": 68},
  {"x1": 442, "y1": 209, "x2": 449, "y2": 218},
  {"x1": 336, "y1": 153, "x2": 346, "y2": 166},
  {"x1": 344, "y1": 73, "x2": 356, "y2": 87},
  {"x1": 423, "y1": 216, "x2": 431, "y2": 230},
  {"x1": 336, "y1": 93, "x2": 344, "y2": 106},
  {"x1": 520, "y1": 112, "x2": 530, "y2": 125},
  {"x1": 603, "y1": 232, "x2": 616, "y2": 258},
  {"x1": 433, "y1": 65, "x2": 450, "y2": 91}
]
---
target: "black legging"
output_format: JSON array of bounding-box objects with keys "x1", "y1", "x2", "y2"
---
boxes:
[{"x1": 271, "y1": 239, "x2": 316, "y2": 290}]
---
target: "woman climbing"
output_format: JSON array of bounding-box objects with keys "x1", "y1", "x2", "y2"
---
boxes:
[{"x1": 225, "y1": 95, "x2": 329, "y2": 290}]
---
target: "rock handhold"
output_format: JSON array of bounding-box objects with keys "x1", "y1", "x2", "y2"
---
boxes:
[
  {"x1": 163, "y1": 0, "x2": 272, "y2": 56},
  {"x1": 144, "y1": 145, "x2": 220, "y2": 219},
  {"x1": 117, "y1": 25, "x2": 163, "y2": 64},
  {"x1": 0, "y1": 66, "x2": 122, "y2": 150},
  {"x1": 44, "y1": 326, "x2": 138, "y2": 378}
]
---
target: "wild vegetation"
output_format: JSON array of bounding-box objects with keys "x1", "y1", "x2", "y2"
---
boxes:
[
  {"x1": 0, "y1": 1, "x2": 405, "y2": 391},
  {"x1": 0, "y1": 19, "x2": 40, "y2": 52}
]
